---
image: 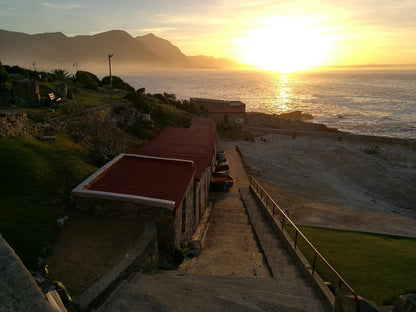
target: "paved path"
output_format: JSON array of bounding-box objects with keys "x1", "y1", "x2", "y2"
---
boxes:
[{"x1": 183, "y1": 146, "x2": 270, "y2": 277}]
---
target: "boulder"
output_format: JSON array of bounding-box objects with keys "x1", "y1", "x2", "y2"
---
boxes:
[
  {"x1": 12, "y1": 78, "x2": 41, "y2": 107},
  {"x1": 54, "y1": 83, "x2": 68, "y2": 100}
]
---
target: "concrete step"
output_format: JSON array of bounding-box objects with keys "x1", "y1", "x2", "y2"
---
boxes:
[
  {"x1": 97, "y1": 273, "x2": 262, "y2": 312},
  {"x1": 159, "y1": 271, "x2": 317, "y2": 298},
  {"x1": 97, "y1": 272, "x2": 327, "y2": 312}
]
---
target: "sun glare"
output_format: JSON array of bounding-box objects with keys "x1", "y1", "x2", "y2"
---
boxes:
[{"x1": 238, "y1": 17, "x2": 332, "y2": 73}]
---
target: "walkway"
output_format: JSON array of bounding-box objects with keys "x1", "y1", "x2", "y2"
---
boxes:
[
  {"x1": 181, "y1": 145, "x2": 308, "y2": 280},
  {"x1": 97, "y1": 145, "x2": 329, "y2": 311}
]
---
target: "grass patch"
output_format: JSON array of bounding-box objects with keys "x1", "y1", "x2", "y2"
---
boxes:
[
  {"x1": 285, "y1": 225, "x2": 416, "y2": 305},
  {"x1": 75, "y1": 88, "x2": 127, "y2": 107},
  {"x1": 0, "y1": 135, "x2": 97, "y2": 268}
]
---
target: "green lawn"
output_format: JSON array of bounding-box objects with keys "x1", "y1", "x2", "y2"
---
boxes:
[
  {"x1": 285, "y1": 225, "x2": 416, "y2": 305},
  {"x1": 0, "y1": 135, "x2": 96, "y2": 268}
]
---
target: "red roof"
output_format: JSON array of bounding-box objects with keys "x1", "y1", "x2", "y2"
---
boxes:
[
  {"x1": 208, "y1": 106, "x2": 245, "y2": 113},
  {"x1": 128, "y1": 124, "x2": 216, "y2": 179},
  {"x1": 81, "y1": 155, "x2": 195, "y2": 209}
]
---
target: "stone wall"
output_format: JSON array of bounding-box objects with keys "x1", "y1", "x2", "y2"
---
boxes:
[
  {"x1": 0, "y1": 110, "x2": 37, "y2": 137},
  {"x1": 0, "y1": 234, "x2": 54, "y2": 312},
  {"x1": 74, "y1": 197, "x2": 178, "y2": 252}
]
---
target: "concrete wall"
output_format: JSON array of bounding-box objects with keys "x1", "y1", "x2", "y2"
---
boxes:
[
  {"x1": 74, "y1": 197, "x2": 177, "y2": 252},
  {"x1": 77, "y1": 222, "x2": 159, "y2": 312},
  {"x1": 73, "y1": 179, "x2": 196, "y2": 252},
  {"x1": 0, "y1": 234, "x2": 54, "y2": 312}
]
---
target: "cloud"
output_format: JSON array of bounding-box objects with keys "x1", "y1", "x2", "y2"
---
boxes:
[{"x1": 42, "y1": 2, "x2": 81, "y2": 9}]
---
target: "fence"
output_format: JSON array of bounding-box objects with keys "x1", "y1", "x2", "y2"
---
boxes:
[{"x1": 249, "y1": 175, "x2": 360, "y2": 312}]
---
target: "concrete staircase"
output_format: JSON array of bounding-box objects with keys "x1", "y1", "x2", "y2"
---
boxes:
[
  {"x1": 95, "y1": 146, "x2": 329, "y2": 311},
  {"x1": 97, "y1": 271, "x2": 327, "y2": 312}
]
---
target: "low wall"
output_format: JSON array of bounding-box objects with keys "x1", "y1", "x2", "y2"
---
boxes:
[
  {"x1": 76, "y1": 222, "x2": 159, "y2": 312},
  {"x1": 0, "y1": 110, "x2": 37, "y2": 137},
  {"x1": 0, "y1": 234, "x2": 54, "y2": 312}
]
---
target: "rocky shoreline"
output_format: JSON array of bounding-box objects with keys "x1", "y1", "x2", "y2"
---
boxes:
[{"x1": 223, "y1": 112, "x2": 416, "y2": 237}]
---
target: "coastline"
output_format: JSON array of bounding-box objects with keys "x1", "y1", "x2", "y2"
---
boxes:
[{"x1": 223, "y1": 113, "x2": 416, "y2": 237}]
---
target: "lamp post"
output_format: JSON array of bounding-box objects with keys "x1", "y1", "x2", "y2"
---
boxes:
[
  {"x1": 33, "y1": 62, "x2": 37, "y2": 72},
  {"x1": 108, "y1": 54, "x2": 113, "y2": 99}
]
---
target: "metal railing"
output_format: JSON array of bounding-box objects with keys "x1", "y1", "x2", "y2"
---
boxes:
[{"x1": 249, "y1": 175, "x2": 360, "y2": 312}]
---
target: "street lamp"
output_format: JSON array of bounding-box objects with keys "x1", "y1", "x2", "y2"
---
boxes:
[
  {"x1": 108, "y1": 54, "x2": 113, "y2": 99},
  {"x1": 33, "y1": 62, "x2": 37, "y2": 72}
]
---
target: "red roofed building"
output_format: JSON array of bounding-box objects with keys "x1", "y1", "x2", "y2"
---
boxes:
[
  {"x1": 190, "y1": 97, "x2": 246, "y2": 126},
  {"x1": 72, "y1": 154, "x2": 197, "y2": 251},
  {"x1": 72, "y1": 117, "x2": 218, "y2": 253},
  {"x1": 128, "y1": 118, "x2": 217, "y2": 228}
]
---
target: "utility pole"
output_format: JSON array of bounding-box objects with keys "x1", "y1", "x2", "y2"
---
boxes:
[{"x1": 108, "y1": 54, "x2": 113, "y2": 99}]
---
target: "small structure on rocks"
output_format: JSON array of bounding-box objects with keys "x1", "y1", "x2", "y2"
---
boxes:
[{"x1": 191, "y1": 97, "x2": 246, "y2": 126}]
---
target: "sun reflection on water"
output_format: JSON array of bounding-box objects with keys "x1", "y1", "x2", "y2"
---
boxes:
[{"x1": 272, "y1": 74, "x2": 292, "y2": 113}]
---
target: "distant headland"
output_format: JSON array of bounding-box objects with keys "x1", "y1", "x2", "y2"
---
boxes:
[{"x1": 0, "y1": 29, "x2": 248, "y2": 74}]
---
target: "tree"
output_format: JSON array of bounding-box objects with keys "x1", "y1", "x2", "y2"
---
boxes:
[
  {"x1": 0, "y1": 62, "x2": 10, "y2": 88},
  {"x1": 50, "y1": 69, "x2": 71, "y2": 82}
]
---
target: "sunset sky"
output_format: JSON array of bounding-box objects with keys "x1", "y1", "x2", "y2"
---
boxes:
[{"x1": 1, "y1": 0, "x2": 415, "y2": 72}]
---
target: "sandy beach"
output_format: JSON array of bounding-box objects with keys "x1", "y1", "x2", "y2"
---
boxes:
[{"x1": 221, "y1": 116, "x2": 416, "y2": 238}]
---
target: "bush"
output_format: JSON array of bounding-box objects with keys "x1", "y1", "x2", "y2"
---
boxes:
[
  {"x1": 125, "y1": 91, "x2": 151, "y2": 112},
  {"x1": 75, "y1": 70, "x2": 100, "y2": 90},
  {"x1": 0, "y1": 62, "x2": 11, "y2": 88},
  {"x1": 101, "y1": 75, "x2": 135, "y2": 92}
]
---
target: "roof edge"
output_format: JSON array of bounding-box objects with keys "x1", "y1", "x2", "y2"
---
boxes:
[{"x1": 71, "y1": 189, "x2": 176, "y2": 210}]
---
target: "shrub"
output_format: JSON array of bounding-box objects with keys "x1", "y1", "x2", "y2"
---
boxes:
[
  {"x1": 101, "y1": 75, "x2": 135, "y2": 92},
  {"x1": 125, "y1": 91, "x2": 151, "y2": 112},
  {"x1": 75, "y1": 70, "x2": 100, "y2": 90}
]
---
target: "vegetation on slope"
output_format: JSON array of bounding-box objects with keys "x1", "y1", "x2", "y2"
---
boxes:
[
  {"x1": 0, "y1": 135, "x2": 97, "y2": 267},
  {"x1": 0, "y1": 64, "x2": 193, "y2": 268}
]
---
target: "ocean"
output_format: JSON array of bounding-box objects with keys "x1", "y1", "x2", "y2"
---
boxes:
[{"x1": 124, "y1": 70, "x2": 416, "y2": 139}]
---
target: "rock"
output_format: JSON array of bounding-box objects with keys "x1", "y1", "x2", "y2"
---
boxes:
[
  {"x1": 12, "y1": 78, "x2": 41, "y2": 107},
  {"x1": 393, "y1": 294, "x2": 416, "y2": 312},
  {"x1": 277, "y1": 110, "x2": 313, "y2": 120},
  {"x1": 0, "y1": 234, "x2": 54, "y2": 312},
  {"x1": 55, "y1": 83, "x2": 68, "y2": 100}
]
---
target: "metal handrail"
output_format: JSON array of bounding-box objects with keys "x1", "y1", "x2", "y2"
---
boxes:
[{"x1": 249, "y1": 175, "x2": 360, "y2": 312}]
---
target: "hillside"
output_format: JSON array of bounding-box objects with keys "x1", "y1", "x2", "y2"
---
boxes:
[
  {"x1": 0, "y1": 65, "x2": 193, "y2": 268},
  {"x1": 0, "y1": 29, "x2": 244, "y2": 72}
]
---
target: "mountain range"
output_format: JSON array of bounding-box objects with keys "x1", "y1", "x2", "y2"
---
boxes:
[{"x1": 0, "y1": 29, "x2": 245, "y2": 73}]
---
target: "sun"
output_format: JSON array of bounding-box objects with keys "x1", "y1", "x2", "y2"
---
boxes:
[{"x1": 238, "y1": 17, "x2": 332, "y2": 73}]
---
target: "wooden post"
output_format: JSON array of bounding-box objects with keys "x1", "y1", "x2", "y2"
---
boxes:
[{"x1": 108, "y1": 54, "x2": 113, "y2": 99}]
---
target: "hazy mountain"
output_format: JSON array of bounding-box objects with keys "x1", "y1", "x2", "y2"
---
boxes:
[
  {"x1": 188, "y1": 55, "x2": 243, "y2": 69},
  {"x1": 136, "y1": 33, "x2": 190, "y2": 67},
  {"x1": 0, "y1": 29, "x2": 244, "y2": 73}
]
